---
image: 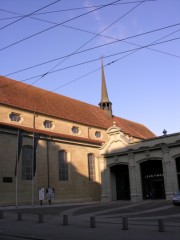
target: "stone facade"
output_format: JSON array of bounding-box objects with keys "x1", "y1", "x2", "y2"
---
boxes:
[
  {"x1": 0, "y1": 72, "x2": 161, "y2": 206},
  {"x1": 100, "y1": 125, "x2": 180, "y2": 202},
  {"x1": 0, "y1": 105, "x2": 105, "y2": 205}
]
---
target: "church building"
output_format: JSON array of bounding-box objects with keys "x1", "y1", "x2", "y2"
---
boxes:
[{"x1": 0, "y1": 63, "x2": 179, "y2": 205}]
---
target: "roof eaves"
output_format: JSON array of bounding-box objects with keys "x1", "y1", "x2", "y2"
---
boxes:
[{"x1": 0, "y1": 122, "x2": 104, "y2": 146}]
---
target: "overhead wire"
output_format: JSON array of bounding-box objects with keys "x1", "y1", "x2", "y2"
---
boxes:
[
  {"x1": 0, "y1": 0, "x2": 155, "y2": 77},
  {"x1": 2, "y1": 22, "x2": 180, "y2": 78},
  {"x1": 0, "y1": 0, "x2": 156, "y2": 21},
  {"x1": 21, "y1": 37, "x2": 180, "y2": 77},
  {"x1": 2, "y1": 0, "x2": 177, "y2": 84},
  {"x1": 1, "y1": 35, "x2": 179, "y2": 90},
  {"x1": 106, "y1": 29, "x2": 180, "y2": 67},
  {"x1": 0, "y1": 1, "x2": 178, "y2": 119},
  {"x1": 0, "y1": 0, "x2": 179, "y2": 98},
  {"x1": 5, "y1": 0, "x2": 143, "y2": 91},
  {"x1": 0, "y1": 0, "x2": 122, "y2": 52},
  {"x1": 23, "y1": 36, "x2": 180, "y2": 80},
  {"x1": 0, "y1": 0, "x2": 61, "y2": 31},
  {"x1": 27, "y1": 0, "x2": 147, "y2": 89},
  {"x1": 32, "y1": 35, "x2": 180, "y2": 98}
]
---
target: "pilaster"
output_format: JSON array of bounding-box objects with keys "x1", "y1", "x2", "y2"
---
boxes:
[
  {"x1": 128, "y1": 152, "x2": 141, "y2": 202},
  {"x1": 99, "y1": 156, "x2": 111, "y2": 202},
  {"x1": 162, "y1": 146, "x2": 174, "y2": 200}
]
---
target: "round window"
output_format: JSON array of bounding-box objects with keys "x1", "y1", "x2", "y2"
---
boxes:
[
  {"x1": 72, "y1": 126, "x2": 79, "y2": 134},
  {"x1": 95, "y1": 131, "x2": 101, "y2": 138}
]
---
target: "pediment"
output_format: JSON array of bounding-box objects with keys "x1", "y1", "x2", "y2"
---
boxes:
[{"x1": 100, "y1": 125, "x2": 130, "y2": 154}]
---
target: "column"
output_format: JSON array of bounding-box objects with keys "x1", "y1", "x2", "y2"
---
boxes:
[{"x1": 162, "y1": 146, "x2": 174, "y2": 200}]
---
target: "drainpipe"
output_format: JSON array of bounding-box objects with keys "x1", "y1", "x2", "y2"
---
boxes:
[{"x1": 47, "y1": 138, "x2": 50, "y2": 188}]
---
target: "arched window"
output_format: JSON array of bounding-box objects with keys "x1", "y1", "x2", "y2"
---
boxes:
[
  {"x1": 22, "y1": 145, "x2": 33, "y2": 180},
  {"x1": 58, "y1": 150, "x2": 68, "y2": 181},
  {"x1": 88, "y1": 153, "x2": 95, "y2": 181}
]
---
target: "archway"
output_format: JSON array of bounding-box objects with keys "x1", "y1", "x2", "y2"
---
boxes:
[
  {"x1": 110, "y1": 164, "x2": 130, "y2": 200},
  {"x1": 175, "y1": 157, "x2": 180, "y2": 189},
  {"x1": 140, "y1": 160, "x2": 165, "y2": 199}
]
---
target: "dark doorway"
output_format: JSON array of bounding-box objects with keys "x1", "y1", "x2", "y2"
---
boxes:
[
  {"x1": 175, "y1": 157, "x2": 180, "y2": 189},
  {"x1": 140, "y1": 160, "x2": 165, "y2": 199},
  {"x1": 110, "y1": 165, "x2": 130, "y2": 200}
]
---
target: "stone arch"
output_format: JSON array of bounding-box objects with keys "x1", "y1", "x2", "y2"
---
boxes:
[{"x1": 137, "y1": 157, "x2": 162, "y2": 164}]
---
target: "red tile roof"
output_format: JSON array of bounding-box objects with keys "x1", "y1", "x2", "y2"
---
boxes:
[{"x1": 0, "y1": 76, "x2": 156, "y2": 139}]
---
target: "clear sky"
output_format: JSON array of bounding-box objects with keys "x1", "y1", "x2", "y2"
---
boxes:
[{"x1": 0, "y1": 0, "x2": 179, "y2": 136}]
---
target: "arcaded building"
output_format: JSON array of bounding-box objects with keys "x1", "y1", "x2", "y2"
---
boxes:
[{"x1": 100, "y1": 124, "x2": 180, "y2": 203}]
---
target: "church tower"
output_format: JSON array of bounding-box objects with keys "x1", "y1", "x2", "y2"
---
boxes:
[{"x1": 99, "y1": 60, "x2": 112, "y2": 117}]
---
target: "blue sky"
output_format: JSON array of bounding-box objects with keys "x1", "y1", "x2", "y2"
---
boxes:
[{"x1": 0, "y1": 0, "x2": 179, "y2": 136}]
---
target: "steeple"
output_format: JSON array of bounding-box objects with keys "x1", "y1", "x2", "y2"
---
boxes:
[{"x1": 99, "y1": 60, "x2": 112, "y2": 117}]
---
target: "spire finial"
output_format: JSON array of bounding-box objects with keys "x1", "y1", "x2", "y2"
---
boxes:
[{"x1": 163, "y1": 129, "x2": 167, "y2": 135}]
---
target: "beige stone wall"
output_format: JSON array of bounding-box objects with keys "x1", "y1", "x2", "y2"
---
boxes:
[
  {"x1": 1, "y1": 105, "x2": 108, "y2": 142},
  {"x1": 41, "y1": 138, "x2": 101, "y2": 202},
  {"x1": 0, "y1": 131, "x2": 17, "y2": 204},
  {"x1": 0, "y1": 127, "x2": 102, "y2": 205},
  {"x1": 0, "y1": 104, "x2": 107, "y2": 205}
]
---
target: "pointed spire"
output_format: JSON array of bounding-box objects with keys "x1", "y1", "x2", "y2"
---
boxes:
[
  {"x1": 101, "y1": 59, "x2": 110, "y2": 103},
  {"x1": 99, "y1": 59, "x2": 112, "y2": 117}
]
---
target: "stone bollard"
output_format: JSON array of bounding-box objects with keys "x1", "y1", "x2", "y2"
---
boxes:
[
  {"x1": 158, "y1": 219, "x2": 165, "y2": 232},
  {"x1": 17, "y1": 212, "x2": 22, "y2": 221},
  {"x1": 63, "y1": 215, "x2": 68, "y2": 226},
  {"x1": 122, "y1": 217, "x2": 128, "y2": 230},
  {"x1": 90, "y1": 216, "x2": 96, "y2": 228},
  {"x1": 38, "y1": 213, "x2": 44, "y2": 223},
  {"x1": 0, "y1": 210, "x2": 4, "y2": 219}
]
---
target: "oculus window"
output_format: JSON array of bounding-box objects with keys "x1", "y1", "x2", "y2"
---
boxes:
[
  {"x1": 72, "y1": 126, "x2": 80, "y2": 134},
  {"x1": 9, "y1": 112, "x2": 21, "y2": 122},
  {"x1": 43, "y1": 120, "x2": 53, "y2": 129},
  {"x1": 95, "y1": 131, "x2": 101, "y2": 138}
]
